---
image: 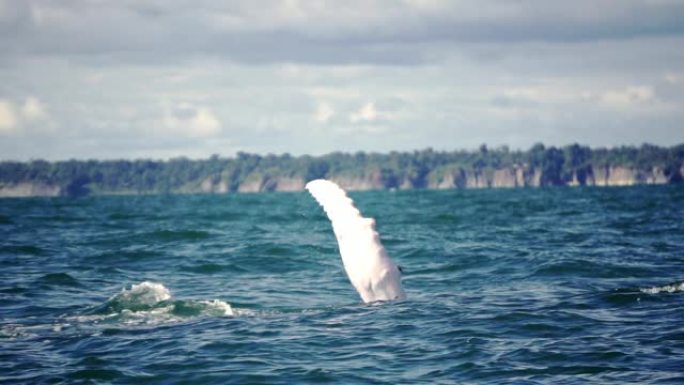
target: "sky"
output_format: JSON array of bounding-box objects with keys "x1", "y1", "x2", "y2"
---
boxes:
[{"x1": 1, "y1": 0, "x2": 683, "y2": 161}]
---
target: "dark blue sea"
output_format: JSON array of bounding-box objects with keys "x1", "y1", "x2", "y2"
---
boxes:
[{"x1": 1, "y1": 186, "x2": 683, "y2": 384}]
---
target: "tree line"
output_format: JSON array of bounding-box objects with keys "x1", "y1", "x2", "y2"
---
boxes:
[{"x1": 1, "y1": 143, "x2": 682, "y2": 196}]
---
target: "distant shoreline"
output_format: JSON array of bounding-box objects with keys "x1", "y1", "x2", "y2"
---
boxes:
[{"x1": 1, "y1": 143, "x2": 682, "y2": 197}]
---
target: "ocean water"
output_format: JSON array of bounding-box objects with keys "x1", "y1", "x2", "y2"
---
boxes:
[{"x1": 1, "y1": 185, "x2": 683, "y2": 384}]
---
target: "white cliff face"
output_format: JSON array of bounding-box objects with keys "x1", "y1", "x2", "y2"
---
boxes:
[
  {"x1": 427, "y1": 165, "x2": 536, "y2": 189},
  {"x1": 235, "y1": 175, "x2": 306, "y2": 193},
  {"x1": 272, "y1": 177, "x2": 305, "y2": 192},
  {"x1": 432, "y1": 172, "x2": 458, "y2": 190},
  {"x1": 587, "y1": 166, "x2": 669, "y2": 187},
  {"x1": 530, "y1": 169, "x2": 543, "y2": 187},
  {"x1": 0, "y1": 183, "x2": 61, "y2": 197},
  {"x1": 491, "y1": 168, "x2": 522, "y2": 188},
  {"x1": 194, "y1": 164, "x2": 677, "y2": 193},
  {"x1": 200, "y1": 177, "x2": 229, "y2": 193},
  {"x1": 516, "y1": 167, "x2": 527, "y2": 187},
  {"x1": 648, "y1": 167, "x2": 668, "y2": 184},
  {"x1": 1, "y1": 164, "x2": 677, "y2": 197},
  {"x1": 330, "y1": 173, "x2": 383, "y2": 191},
  {"x1": 237, "y1": 178, "x2": 262, "y2": 193},
  {"x1": 603, "y1": 166, "x2": 637, "y2": 186},
  {"x1": 465, "y1": 170, "x2": 489, "y2": 188}
]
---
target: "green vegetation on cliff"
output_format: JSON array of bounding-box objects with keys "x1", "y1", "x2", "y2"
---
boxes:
[{"x1": 1, "y1": 143, "x2": 682, "y2": 197}]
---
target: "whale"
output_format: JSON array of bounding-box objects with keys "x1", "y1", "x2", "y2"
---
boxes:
[{"x1": 306, "y1": 179, "x2": 406, "y2": 303}]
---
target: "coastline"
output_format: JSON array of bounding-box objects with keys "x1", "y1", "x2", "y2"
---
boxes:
[{"x1": 1, "y1": 163, "x2": 680, "y2": 198}]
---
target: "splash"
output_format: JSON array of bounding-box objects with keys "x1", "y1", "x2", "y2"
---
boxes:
[
  {"x1": 640, "y1": 281, "x2": 684, "y2": 294},
  {"x1": 75, "y1": 281, "x2": 234, "y2": 325},
  {"x1": 107, "y1": 281, "x2": 172, "y2": 311}
]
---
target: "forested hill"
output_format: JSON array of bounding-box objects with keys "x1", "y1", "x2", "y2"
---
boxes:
[{"x1": 1, "y1": 143, "x2": 683, "y2": 197}]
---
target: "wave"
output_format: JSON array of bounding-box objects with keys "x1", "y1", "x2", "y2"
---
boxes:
[
  {"x1": 0, "y1": 214, "x2": 13, "y2": 224},
  {"x1": 36, "y1": 272, "x2": 82, "y2": 287},
  {"x1": 73, "y1": 281, "x2": 237, "y2": 326},
  {"x1": 181, "y1": 262, "x2": 243, "y2": 274},
  {"x1": 640, "y1": 281, "x2": 684, "y2": 294},
  {"x1": 1, "y1": 244, "x2": 45, "y2": 256},
  {"x1": 147, "y1": 229, "x2": 212, "y2": 241}
]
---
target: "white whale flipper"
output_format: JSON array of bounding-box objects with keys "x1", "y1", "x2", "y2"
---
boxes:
[{"x1": 306, "y1": 179, "x2": 406, "y2": 303}]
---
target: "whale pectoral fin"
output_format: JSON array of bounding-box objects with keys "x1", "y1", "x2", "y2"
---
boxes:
[
  {"x1": 354, "y1": 281, "x2": 375, "y2": 304},
  {"x1": 306, "y1": 179, "x2": 406, "y2": 303},
  {"x1": 371, "y1": 265, "x2": 406, "y2": 302}
]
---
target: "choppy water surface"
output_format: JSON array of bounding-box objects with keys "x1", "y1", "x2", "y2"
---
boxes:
[{"x1": 1, "y1": 186, "x2": 683, "y2": 384}]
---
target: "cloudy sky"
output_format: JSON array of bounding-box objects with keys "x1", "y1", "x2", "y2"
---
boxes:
[{"x1": 1, "y1": 0, "x2": 683, "y2": 160}]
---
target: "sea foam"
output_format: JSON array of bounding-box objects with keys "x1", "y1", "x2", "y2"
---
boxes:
[
  {"x1": 74, "y1": 281, "x2": 234, "y2": 325},
  {"x1": 640, "y1": 281, "x2": 684, "y2": 294},
  {"x1": 110, "y1": 281, "x2": 172, "y2": 308}
]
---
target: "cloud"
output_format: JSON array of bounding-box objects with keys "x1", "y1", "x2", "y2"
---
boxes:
[
  {"x1": 599, "y1": 86, "x2": 656, "y2": 108},
  {"x1": 159, "y1": 103, "x2": 222, "y2": 138},
  {"x1": 0, "y1": 100, "x2": 18, "y2": 132},
  {"x1": 314, "y1": 101, "x2": 334, "y2": 123},
  {"x1": 0, "y1": 97, "x2": 50, "y2": 133},
  {"x1": 2, "y1": 1, "x2": 684, "y2": 66},
  {"x1": 344, "y1": 102, "x2": 397, "y2": 135},
  {"x1": 1, "y1": 2, "x2": 684, "y2": 160},
  {"x1": 21, "y1": 97, "x2": 47, "y2": 121},
  {"x1": 350, "y1": 102, "x2": 378, "y2": 123},
  {"x1": 665, "y1": 72, "x2": 684, "y2": 84}
]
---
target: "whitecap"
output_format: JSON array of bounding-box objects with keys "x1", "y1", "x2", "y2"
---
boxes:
[
  {"x1": 199, "y1": 299, "x2": 234, "y2": 316},
  {"x1": 640, "y1": 281, "x2": 684, "y2": 294},
  {"x1": 70, "y1": 281, "x2": 237, "y2": 326},
  {"x1": 109, "y1": 281, "x2": 171, "y2": 307}
]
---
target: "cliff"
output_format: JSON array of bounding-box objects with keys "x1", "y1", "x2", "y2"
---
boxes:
[
  {"x1": 428, "y1": 166, "x2": 534, "y2": 189},
  {"x1": 587, "y1": 166, "x2": 668, "y2": 186},
  {"x1": 0, "y1": 164, "x2": 678, "y2": 198},
  {"x1": 0, "y1": 182, "x2": 62, "y2": 198},
  {"x1": 1, "y1": 144, "x2": 682, "y2": 197},
  {"x1": 205, "y1": 164, "x2": 679, "y2": 193},
  {"x1": 234, "y1": 175, "x2": 305, "y2": 193},
  {"x1": 365, "y1": 164, "x2": 676, "y2": 192}
]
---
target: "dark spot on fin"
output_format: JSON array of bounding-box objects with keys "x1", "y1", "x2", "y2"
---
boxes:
[{"x1": 398, "y1": 265, "x2": 405, "y2": 274}]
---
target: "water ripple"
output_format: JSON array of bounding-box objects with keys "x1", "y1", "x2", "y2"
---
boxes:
[{"x1": 1, "y1": 186, "x2": 683, "y2": 383}]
